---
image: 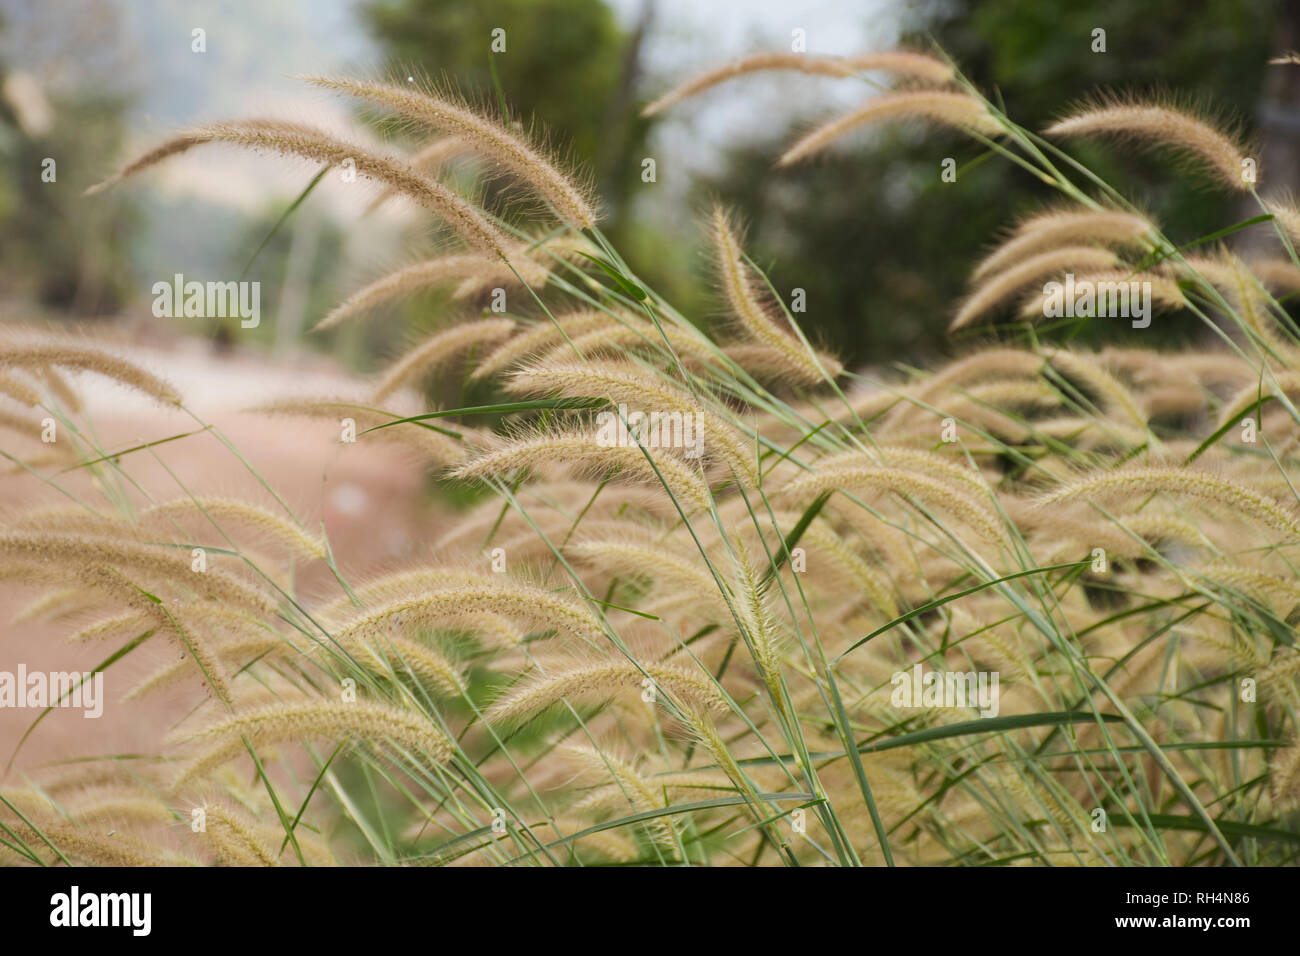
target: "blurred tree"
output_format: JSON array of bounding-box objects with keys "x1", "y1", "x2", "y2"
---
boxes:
[
  {"x1": 694, "y1": 0, "x2": 1281, "y2": 368},
  {"x1": 0, "y1": 3, "x2": 139, "y2": 316},
  {"x1": 202, "y1": 201, "x2": 349, "y2": 354},
  {"x1": 363, "y1": 0, "x2": 653, "y2": 216},
  {"x1": 358, "y1": 0, "x2": 721, "y2": 332}
]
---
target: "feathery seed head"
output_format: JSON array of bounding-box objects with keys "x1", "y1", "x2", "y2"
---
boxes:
[
  {"x1": 301, "y1": 75, "x2": 598, "y2": 229},
  {"x1": 1044, "y1": 95, "x2": 1257, "y2": 192},
  {"x1": 779, "y1": 91, "x2": 1001, "y2": 167},
  {"x1": 643, "y1": 50, "x2": 955, "y2": 117}
]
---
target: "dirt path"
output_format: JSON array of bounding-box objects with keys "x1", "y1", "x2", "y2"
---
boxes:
[{"x1": 0, "y1": 335, "x2": 450, "y2": 780}]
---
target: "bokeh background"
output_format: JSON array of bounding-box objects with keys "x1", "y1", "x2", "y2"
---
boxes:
[
  {"x1": 2, "y1": 0, "x2": 1300, "y2": 790},
  {"x1": 0, "y1": 0, "x2": 1297, "y2": 369}
]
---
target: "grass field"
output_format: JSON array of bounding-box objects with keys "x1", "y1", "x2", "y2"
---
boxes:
[{"x1": 2, "y1": 48, "x2": 1300, "y2": 867}]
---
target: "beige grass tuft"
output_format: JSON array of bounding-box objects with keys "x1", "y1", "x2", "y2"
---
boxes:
[
  {"x1": 1044, "y1": 97, "x2": 1256, "y2": 192},
  {"x1": 316, "y1": 256, "x2": 539, "y2": 331},
  {"x1": 170, "y1": 699, "x2": 455, "y2": 789},
  {"x1": 779, "y1": 91, "x2": 1001, "y2": 166},
  {"x1": 642, "y1": 49, "x2": 954, "y2": 117},
  {"x1": 372, "y1": 318, "x2": 516, "y2": 402},
  {"x1": 302, "y1": 75, "x2": 597, "y2": 229},
  {"x1": 0, "y1": 343, "x2": 180, "y2": 405},
  {"x1": 712, "y1": 206, "x2": 842, "y2": 384},
  {"x1": 486, "y1": 660, "x2": 726, "y2": 727},
  {"x1": 90, "y1": 119, "x2": 518, "y2": 262}
]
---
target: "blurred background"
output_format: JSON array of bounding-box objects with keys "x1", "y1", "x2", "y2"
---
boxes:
[{"x1": 0, "y1": 0, "x2": 1296, "y2": 371}]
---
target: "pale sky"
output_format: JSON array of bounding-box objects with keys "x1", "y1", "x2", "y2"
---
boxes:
[
  {"x1": 612, "y1": 0, "x2": 910, "y2": 186},
  {"x1": 2, "y1": 0, "x2": 912, "y2": 209},
  {"x1": 0, "y1": 0, "x2": 917, "y2": 285}
]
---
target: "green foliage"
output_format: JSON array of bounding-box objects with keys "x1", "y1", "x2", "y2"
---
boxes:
[
  {"x1": 696, "y1": 0, "x2": 1281, "y2": 367},
  {"x1": 360, "y1": 0, "x2": 691, "y2": 346},
  {"x1": 0, "y1": 86, "x2": 138, "y2": 314},
  {"x1": 363, "y1": 0, "x2": 639, "y2": 193}
]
